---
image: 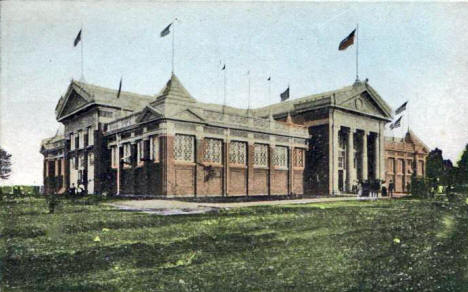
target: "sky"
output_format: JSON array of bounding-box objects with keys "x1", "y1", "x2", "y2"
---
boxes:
[{"x1": 1, "y1": 1, "x2": 468, "y2": 186}]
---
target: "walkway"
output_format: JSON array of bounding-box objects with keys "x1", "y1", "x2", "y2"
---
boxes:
[{"x1": 107, "y1": 195, "x2": 390, "y2": 215}]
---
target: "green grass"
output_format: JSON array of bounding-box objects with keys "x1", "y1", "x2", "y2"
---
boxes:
[{"x1": 2, "y1": 196, "x2": 468, "y2": 291}]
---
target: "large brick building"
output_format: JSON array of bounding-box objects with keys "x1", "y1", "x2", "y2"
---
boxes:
[{"x1": 40, "y1": 74, "x2": 428, "y2": 196}]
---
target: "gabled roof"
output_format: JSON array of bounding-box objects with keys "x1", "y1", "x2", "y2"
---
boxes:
[
  {"x1": 56, "y1": 80, "x2": 154, "y2": 121},
  {"x1": 254, "y1": 80, "x2": 393, "y2": 120},
  {"x1": 405, "y1": 129, "x2": 430, "y2": 153}
]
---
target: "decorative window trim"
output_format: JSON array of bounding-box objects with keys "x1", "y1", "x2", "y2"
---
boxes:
[
  {"x1": 273, "y1": 146, "x2": 288, "y2": 169},
  {"x1": 254, "y1": 144, "x2": 269, "y2": 168},
  {"x1": 203, "y1": 138, "x2": 223, "y2": 165},
  {"x1": 174, "y1": 134, "x2": 195, "y2": 163},
  {"x1": 293, "y1": 148, "x2": 305, "y2": 168},
  {"x1": 229, "y1": 141, "x2": 247, "y2": 167}
]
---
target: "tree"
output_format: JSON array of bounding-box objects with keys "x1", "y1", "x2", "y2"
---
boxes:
[
  {"x1": 426, "y1": 148, "x2": 444, "y2": 188},
  {"x1": 456, "y1": 144, "x2": 468, "y2": 185},
  {"x1": 0, "y1": 147, "x2": 12, "y2": 180}
]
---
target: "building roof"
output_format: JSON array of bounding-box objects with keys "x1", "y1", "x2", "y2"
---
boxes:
[
  {"x1": 253, "y1": 80, "x2": 393, "y2": 120},
  {"x1": 40, "y1": 127, "x2": 65, "y2": 152},
  {"x1": 56, "y1": 80, "x2": 154, "y2": 121}
]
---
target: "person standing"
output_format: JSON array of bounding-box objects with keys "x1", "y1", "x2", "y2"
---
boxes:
[{"x1": 389, "y1": 181, "x2": 395, "y2": 198}]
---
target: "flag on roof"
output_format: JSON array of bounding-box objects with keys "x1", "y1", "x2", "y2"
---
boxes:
[
  {"x1": 390, "y1": 116, "x2": 402, "y2": 130},
  {"x1": 280, "y1": 87, "x2": 290, "y2": 101},
  {"x1": 74, "y1": 29, "x2": 82, "y2": 47},
  {"x1": 160, "y1": 23, "x2": 172, "y2": 37},
  {"x1": 116, "y1": 77, "x2": 122, "y2": 99},
  {"x1": 395, "y1": 101, "x2": 408, "y2": 115},
  {"x1": 338, "y1": 29, "x2": 356, "y2": 51}
]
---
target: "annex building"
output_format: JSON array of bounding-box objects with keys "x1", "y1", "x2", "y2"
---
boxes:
[{"x1": 40, "y1": 74, "x2": 428, "y2": 197}]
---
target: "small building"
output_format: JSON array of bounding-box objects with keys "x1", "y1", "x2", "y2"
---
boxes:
[
  {"x1": 40, "y1": 130, "x2": 65, "y2": 194},
  {"x1": 40, "y1": 74, "x2": 428, "y2": 196},
  {"x1": 384, "y1": 130, "x2": 429, "y2": 193}
]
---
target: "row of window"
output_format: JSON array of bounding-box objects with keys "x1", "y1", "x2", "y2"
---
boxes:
[
  {"x1": 70, "y1": 127, "x2": 94, "y2": 150},
  {"x1": 387, "y1": 158, "x2": 425, "y2": 176},
  {"x1": 110, "y1": 134, "x2": 305, "y2": 169},
  {"x1": 69, "y1": 153, "x2": 94, "y2": 171}
]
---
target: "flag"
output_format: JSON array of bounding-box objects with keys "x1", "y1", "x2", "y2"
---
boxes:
[
  {"x1": 267, "y1": 76, "x2": 271, "y2": 81},
  {"x1": 280, "y1": 87, "x2": 290, "y2": 101},
  {"x1": 222, "y1": 64, "x2": 226, "y2": 70},
  {"x1": 116, "y1": 77, "x2": 122, "y2": 99},
  {"x1": 338, "y1": 29, "x2": 356, "y2": 51},
  {"x1": 74, "y1": 29, "x2": 82, "y2": 47},
  {"x1": 390, "y1": 116, "x2": 402, "y2": 130},
  {"x1": 395, "y1": 101, "x2": 408, "y2": 115},
  {"x1": 160, "y1": 23, "x2": 172, "y2": 37}
]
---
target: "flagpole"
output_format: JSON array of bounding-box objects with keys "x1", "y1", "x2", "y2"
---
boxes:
[
  {"x1": 223, "y1": 65, "x2": 226, "y2": 115},
  {"x1": 247, "y1": 70, "x2": 251, "y2": 113},
  {"x1": 172, "y1": 21, "x2": 175, "y2": 73},
  {"x1": 81, "y1": 24, "x2": 84, "y2": 81},
  {"x1": 356, "y1": 23, "x2": 359, "y2": 81}
]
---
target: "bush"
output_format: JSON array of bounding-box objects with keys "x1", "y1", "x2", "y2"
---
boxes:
[{"x1": 411, "y1": 176, "x2": 431, "y2": 199}]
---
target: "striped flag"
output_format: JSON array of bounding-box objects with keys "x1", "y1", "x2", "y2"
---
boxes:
[
  {"x1": 338, "y1": 29, "x2": 356, "y2": 51},
  {"x1": 395, "y1": 101, "x2": 408, "y2": 115},
  {"x1": 74, "y1": 29, "x2": 82, "y2": 47},
  {"x1": 390, "y1": 116, "x2": 402, "y2": 130},
  {"x1": 160, "y1": 23, "x2": 172, "y2": 37}
]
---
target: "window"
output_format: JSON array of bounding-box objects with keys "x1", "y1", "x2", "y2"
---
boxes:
[
  {"x1": 150, "y1": 136, "x2": 159, "y2": 162},
  {"x1": 407, "y1": 159, "x2": 413, "y2": 174},
  {"x1": 254, "y1": 144, "x2": 269, "y2": 168},
  {"x1": 293, "y1": 148, "x2": 305, "y2": 168},
  {"x1": 229, "y1": 141, "x2": 247, "y2": 166},
  {"x1": 418, "y1": 161, "x2": 424, "y2": 176},
  {"x1": 273, "y1": 146, "x2": 288, "y2": 169},
  {"x1": 174, "y1": 134, "x2": 194, "y2": 162},
  {"x1": 203, "y1": 138, "x2": 222, "y2": 164},
  {"x1": 88, "y1": 153, "x2": 94, "y2": 166},
  {"x1": 70, "y1": 133, "x2": 75, "y2": 150},
  {"x1": 338, "y1": 150, "x2": 346, "y2": 169},
  {"x1": 111, "y1": 146, "x2": 117, "y2": 169},
  {"x1": 123, "y1": 143, "x2": 131, "y2": 166},
  {"x1": 137, "y1": 140, "x2": 144, "y2": 166},
  {"x1": 78, "y1": 130, "x2": 84, "y2": 149},
  {"x1": 79, "y1": 154, "x2": 85, "y2": 169},
  {"x1": 88, "y1": 127, "x2": 94, "y2": 146}
]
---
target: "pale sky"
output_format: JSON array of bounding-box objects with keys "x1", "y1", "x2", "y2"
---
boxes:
[{"x1": 1, "y1": 1, "x2": 468, "y2": 186}]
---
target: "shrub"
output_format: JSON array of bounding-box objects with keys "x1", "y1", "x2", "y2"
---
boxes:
[{"x1": 411, "y1": 176, "x2": 431, "y2": 199}]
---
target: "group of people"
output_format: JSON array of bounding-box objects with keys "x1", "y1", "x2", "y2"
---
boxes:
[
  {"x1": 354, "y1": 179, "x2": 396, "y2": 198},
  {"x1": 68, "y1": 183, "x2": 86, "y2": 196}
]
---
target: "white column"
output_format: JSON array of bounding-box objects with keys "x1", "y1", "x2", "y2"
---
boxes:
[
  {"x1": 333, "y1": 126, "x2": 340, "y2": 194},
  {"x1": 347, "y1": 128, "x2": 355, "y2": 191},
  {"x1": 362, "y1": 131, "x2": 368, "y2": 181},
  {"x1": 374, "y1": 133, "x2": 380, "y2": 180}
]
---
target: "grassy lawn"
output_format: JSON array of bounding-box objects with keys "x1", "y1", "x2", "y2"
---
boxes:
[{"x1": 2, "y1": 196, "x2": 468, "y2": 291}]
